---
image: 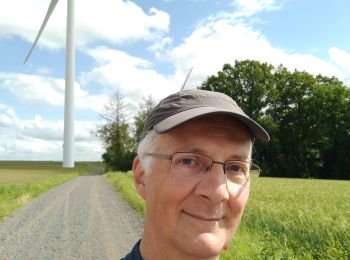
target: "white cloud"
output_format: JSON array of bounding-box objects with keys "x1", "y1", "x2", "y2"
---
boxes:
[
  {"x1": 18, "y1": 115, "x2": 63, "y2": 141},
  {"x1": 35, "y1": 66, "x2": 53, "y2": 75},
  {"x1": 232, "y1": 0, "x2": 284, "y2": 17},
  {"x1": 167, "y1": 14, "x2": 347, "y2": 87},
  {"x1": 0, "y1": 72, "x2": 65, "y2": 106},
  {"x1": 81, "y1": 46, "x2": 179, "y2": 111},
  {"x1": 81, "y1": 8, "x2": 349, "y2": 116},
  {"x1": 0, "y1": 72, "x2": 108, "y2": 113},
  {"x1": 0, "y1": 103, "x2": 10, "y2": 111},
  {"x1": 0, "y1": 109, "x2": 103, "y2": 161},
  {"x1": 329, "y1": 47, "x2": 350, "y2": 69},
  {"x1": 148, "y1": 36, "x2": 173, "y2": 54},
  {"x1": 0, "y1": 108, "x2": 17, "y2": 127},
  {"x1": 0, "y1": 114, "x2": 14, "y2": 127},
  {"x1": 74, "y1": 83, "x2": 109, "y2": 113},
  {"x1": 0, "y1": 0, "x2": 169, "y2": 50},
  {"x1": 328, "y1": 47, "x2": 350, "y2": 82}
]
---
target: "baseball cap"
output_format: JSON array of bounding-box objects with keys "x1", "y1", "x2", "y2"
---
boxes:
[{"x1": 142, "y1": 89, "x2": 270, "y2": 141}]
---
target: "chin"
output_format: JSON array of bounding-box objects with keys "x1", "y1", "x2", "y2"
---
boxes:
[{"x1": 180, "y1": 232, "x2": 227, "y2": 258}]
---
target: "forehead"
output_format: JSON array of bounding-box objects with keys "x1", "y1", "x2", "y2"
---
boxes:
[
  {"x1": 156, "y1": 116, "x2": 252, "y2": 157},
  {"x1": 171, "y1": 115, "x2": 251, "y2": 139}
]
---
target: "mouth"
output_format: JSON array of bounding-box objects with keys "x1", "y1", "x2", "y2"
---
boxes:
[{"x1": 182, "y1": 210, "x2": 224, "y2": 222}]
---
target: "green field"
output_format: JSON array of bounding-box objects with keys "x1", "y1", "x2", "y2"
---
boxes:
[
  {"x1": 0, "y1": 161, "x2": 104, "y2": 221},
  {"x1": 105, "y1": 172, "x2": 350, "y2": 259}
]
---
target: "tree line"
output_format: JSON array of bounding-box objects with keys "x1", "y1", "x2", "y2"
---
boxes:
[
  {"x1": 200, "y1": 60, "x2": 350, "y2": 180},
  {"x1": 98, "y1": 60, "x2": 350, "y2": 180}
]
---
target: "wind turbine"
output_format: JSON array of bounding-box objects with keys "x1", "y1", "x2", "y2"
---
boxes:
[{"x1": 24, "y1": 0, "x2": 76, "y2": 168}]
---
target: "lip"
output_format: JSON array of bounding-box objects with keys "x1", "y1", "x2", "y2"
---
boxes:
[{"x1": 182, "y1": 210, "x2": 223, "y2": 222}]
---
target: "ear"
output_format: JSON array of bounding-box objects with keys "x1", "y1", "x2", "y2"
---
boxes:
[{"x1": 132, "y1": 156, "x2": 147, "y2": 200}]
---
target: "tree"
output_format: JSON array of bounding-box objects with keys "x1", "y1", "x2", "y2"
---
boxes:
[
  {"x1": 201, "y1": 60, "x2": 275, "y2": 119},
  {"x1": 97, "y1": 91, "x2": 134, "y2": 171},
  {"x1": 313, "y1": 77, "x2": 350, "y2": 179},
  {"x1": 200, "y1": 60, "x2": 350, "y2": 180},
  {"x1": 133, "y1": 95, "x2": 156, "y2": 147}
]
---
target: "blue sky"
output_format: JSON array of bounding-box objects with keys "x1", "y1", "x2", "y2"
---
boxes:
[{"x1": 0, "y1": 0, "x2": 349, "y2": 161}]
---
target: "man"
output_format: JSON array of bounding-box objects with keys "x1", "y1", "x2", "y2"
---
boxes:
[{"x1": 123, "y1": 89, "x2": 269, "y2": 259}]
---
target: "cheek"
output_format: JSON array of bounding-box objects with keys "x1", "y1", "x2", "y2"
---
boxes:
[
  {"x1": 226, "y1": 186, "x2": 250, "y2": 230},
  {"x1": 145, "y1": 168, "x2": 195, "y2": 224},
  {"x1": 159, "y1": 177, "x2": 194, "y2": 214}
]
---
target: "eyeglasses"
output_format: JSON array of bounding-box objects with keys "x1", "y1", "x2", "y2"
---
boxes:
[{"x1": 142, "y1": 152, "x2": 260, "y2": 186}]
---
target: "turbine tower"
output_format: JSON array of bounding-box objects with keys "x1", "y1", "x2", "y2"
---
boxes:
[{"x1": 24, "y1": 0, "x2": 75, "y2": 168}]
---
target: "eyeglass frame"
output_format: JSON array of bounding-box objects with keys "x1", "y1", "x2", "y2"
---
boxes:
[{"x1": 141, "y1": 151, "x2": 261, "y2": 184}]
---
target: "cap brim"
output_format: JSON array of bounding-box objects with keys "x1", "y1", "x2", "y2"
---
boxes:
[{"x1": 153, "y1": 106, "x2": 270, "y2": 141}]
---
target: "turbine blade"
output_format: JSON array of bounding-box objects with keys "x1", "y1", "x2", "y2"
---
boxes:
[{"x1": 24, "y1": 0, "x2": 60, "y2": 64}]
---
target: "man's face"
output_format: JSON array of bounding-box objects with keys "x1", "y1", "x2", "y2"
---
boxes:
[{"x1": 135, "y1": 116, "x2": 252, "y2": 258}]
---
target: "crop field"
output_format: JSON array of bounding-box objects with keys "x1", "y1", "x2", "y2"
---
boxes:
[
  {"x1": 105, "y1": 172, "x2": 350, "y2": 259},
  {"x1": 0, "y1": 161, "x2": 103, "y2": 221}
]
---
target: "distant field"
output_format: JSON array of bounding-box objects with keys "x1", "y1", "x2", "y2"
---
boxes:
[
  {"x1": 105, "y1": 172, "x2": 350, "y2": 259},
  {"x1": 0, "y1": 169, "x2": 56, "y2": 185},
  {"x1": 0, "y1": 161, "x2": 104, "y2": 221},
  {"x1": 0, "y1": 161, "x2": 104, "y2": 174}
]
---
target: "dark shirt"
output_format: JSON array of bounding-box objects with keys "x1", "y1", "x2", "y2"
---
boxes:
[{"x1": 121, "y1": 240, "x2": 143, "y2": 260}]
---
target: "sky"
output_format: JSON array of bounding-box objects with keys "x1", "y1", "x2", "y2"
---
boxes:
[{"x1": 0, "y1": 0, "x2": 349, "y2": 162}]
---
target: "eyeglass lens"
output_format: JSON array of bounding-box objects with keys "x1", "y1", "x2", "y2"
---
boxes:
[{"x1": 171, "y1": 152, "x2": 256, "y2": 185}]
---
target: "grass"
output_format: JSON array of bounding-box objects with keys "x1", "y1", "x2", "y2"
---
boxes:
[
  {"x1": 221, "y1": 177, "x2": 350, "y2": 259},
  {"x1": 105, "y1": 171, "x2": 146, "y2": 216},
  {"x1": 105, "y1": 172, "x2": 350, "y2": 259},
  {"x1": 0, "y1": 161, "x2": 104, "y2": 222}
]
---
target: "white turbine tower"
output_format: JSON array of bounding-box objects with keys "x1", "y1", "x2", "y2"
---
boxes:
[{"x1": 24, "y1": 0, "x2": 75, "y2": 168}]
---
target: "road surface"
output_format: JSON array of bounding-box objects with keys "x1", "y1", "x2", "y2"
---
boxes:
[{"x1": 0, "y1": 175, "x2": 143, "y2": 260}]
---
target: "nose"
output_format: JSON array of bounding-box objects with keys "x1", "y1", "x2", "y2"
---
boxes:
[{"x1": 195, "y1": 163, "x2": 229, "y2": 203}]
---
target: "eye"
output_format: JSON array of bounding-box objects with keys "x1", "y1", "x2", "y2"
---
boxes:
[
  {"x1": 224, "y1": 161, "x2": 248, "y2": 184},
  {"x1": 177, "y1": 157, "x2": 199, "y2": 167},
  {"x1": 172, "y1": 153, "x2": 207, "y2": 171},
  {"x1": 181, "y1": 158, "x2": 196, "y2": 166},
  {"x1": 227, "y1": 164, "x2": 242, "y2": 172},
  {"x1": 225, "y1": 162, "x2": 246, "y2": 174}
]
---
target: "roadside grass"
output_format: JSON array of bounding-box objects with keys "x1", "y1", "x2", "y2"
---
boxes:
[
  {"x1": 105, "y1": 171, "x2": 145, "y2": 216},
  {"x1": 105, "y1": 172, "x2": 350, "y2": 259},
  {"x1": 0, "y1": 161, "x2": 104, "y2": 222}
]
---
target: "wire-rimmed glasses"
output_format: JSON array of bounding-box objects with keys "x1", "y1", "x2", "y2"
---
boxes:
[{"x1": 142, "y1": 152, "x2": 260, "y2": 186}]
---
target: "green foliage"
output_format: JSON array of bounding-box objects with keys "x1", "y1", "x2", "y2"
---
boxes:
[
  {"x1": 133, "y1": 95, "x2": 156, "y2": 145},
  {"x1": 104, "y1": 171, "x2": 145, "y2": 216},
  {"x1": 204, "y1": 61, "x2": 275, "y2": 119},
  {"x1": 200, "y1": 60, "x2": 350, "y2": 180},
  {"x1": 97, "y1": 93, "x2": 155, "y2": 171},
  {"x1": 97, "y1": 91, "x2": 135, "y2": 171}
]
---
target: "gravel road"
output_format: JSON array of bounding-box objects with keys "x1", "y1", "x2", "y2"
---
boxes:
[{"x1": 0, "y1": 175, "x2": 144, "y2": 260}]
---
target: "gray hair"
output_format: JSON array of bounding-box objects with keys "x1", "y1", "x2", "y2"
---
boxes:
[{"x1": 137, "y1": 131, "x2": 160, "y2": 174}]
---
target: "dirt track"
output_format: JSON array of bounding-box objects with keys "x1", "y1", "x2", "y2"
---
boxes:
[{"x1": 0, "y1": 175, "x2": 143, "y2": 260}]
